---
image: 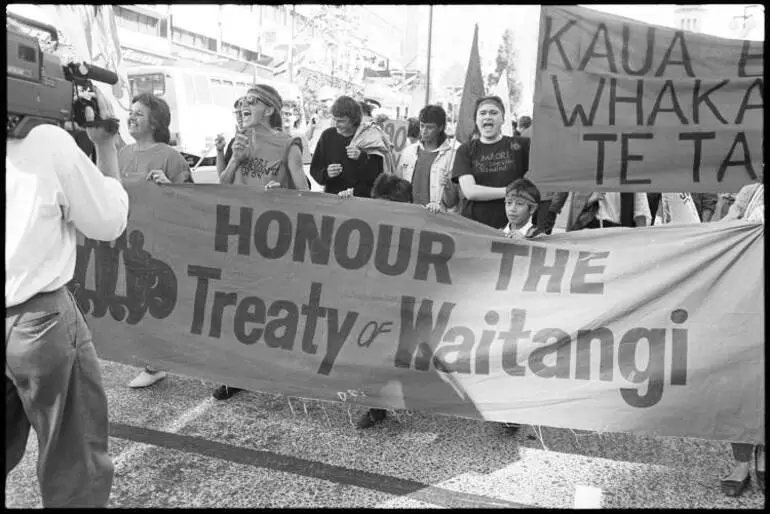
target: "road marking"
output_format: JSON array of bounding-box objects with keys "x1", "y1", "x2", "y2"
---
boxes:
[
  {"x1": 574, "y1": 485, "x2": 603, "y2": 509},
  {"x1": 109, "y1": 423, "x2": 533, "y2": 509},
  {"x1": 111, "y1": 398, "x2": 213, "y2": 473}
]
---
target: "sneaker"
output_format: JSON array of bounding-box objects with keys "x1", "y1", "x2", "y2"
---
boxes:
[
  {"x1": 356, "y1": 408, "x2": 387, "y2": 429},
  {"x1": 212, "y1": 385, "x2": 243, "y2": 400},
  {"x1": 128, "y1": 370, "x2": 167, "y2": 388}
]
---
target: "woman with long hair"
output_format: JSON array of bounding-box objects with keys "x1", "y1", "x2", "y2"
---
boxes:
[
  {"x1": 121, "y1": 93, "x2": 192, "y2": 389},
  {"x1": 210, "y1": 85, "x2": 308, "y2": 401},
  {"x1": 218, "y1": 84, "x2": 307, "y2": 192}
]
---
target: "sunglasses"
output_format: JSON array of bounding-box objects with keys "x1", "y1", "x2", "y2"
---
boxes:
[{"x1": 242, "y1": 94, "x2": 267, "y2": 107}]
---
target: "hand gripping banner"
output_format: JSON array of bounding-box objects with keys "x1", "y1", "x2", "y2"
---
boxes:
[{"x1": 70, "y1": 181, "x2": 764, "y2": 443}]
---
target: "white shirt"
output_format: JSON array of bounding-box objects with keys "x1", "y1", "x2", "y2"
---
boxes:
[
  {"x1": 654, "y1": 193, "x2": 701, "y2": 225},
  {"x1": 502, "y1": 219, "x2": 533, "y2": 239},
  {"x1": 6, "y1": 125, "x2": 129, "y2": 307},
  {"x1": 597, "y1": 192, "x2": 651, "y2": 226}
]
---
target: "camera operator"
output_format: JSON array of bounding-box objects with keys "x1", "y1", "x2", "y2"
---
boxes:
[{"x1": 5, "y1": 86, "x2": 126, "y2": 507}]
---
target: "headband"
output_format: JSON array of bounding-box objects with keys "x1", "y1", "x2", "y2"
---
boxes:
[
  {"x1": 247, "y1": 85, "x2": 283, "y2": 112},
  {"x1": 506, "y1": 190, "x2": 538, "y2": 204}
]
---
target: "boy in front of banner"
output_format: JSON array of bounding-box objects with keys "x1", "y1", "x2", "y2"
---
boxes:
[{"x1": 502, "y1": 178, "x2": 543, "y2": 239}]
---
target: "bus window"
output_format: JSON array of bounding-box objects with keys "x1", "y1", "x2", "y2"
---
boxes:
[
  {"x1": 182, "y1": 73, "x2": 198, "y2": 105},
  {"x1": 193, "y1": 75, "x2": 213, "y2": 104},
  {"x1": 128, "y1": 73, "x2": 166, "y2": 97}
]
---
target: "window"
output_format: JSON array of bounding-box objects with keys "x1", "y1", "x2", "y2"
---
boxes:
[
  {"x1": 193, "y1": 74, "x2": 213, "y2": 104},
  {"x1": 128, "y1": 73, "x2": 166, "y2": 97},
  {"x1": 114, "y1": 6, "x2": 160, "y2": 36}
]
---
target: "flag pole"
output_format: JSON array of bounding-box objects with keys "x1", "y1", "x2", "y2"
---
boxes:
[{"x1": 425, "y1": 5, "x2": 433, "y2": 105}]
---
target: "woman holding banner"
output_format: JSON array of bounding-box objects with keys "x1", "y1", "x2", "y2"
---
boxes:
[
  {"x1": 451, "y1": 96, "x2": 530, "y2": 229},
  {"x1": 121, "y1": 93, "x2": 192, "y2": 389},
  {"x1": 719, "y1": 163, "x2": 764, "y2": 496}
]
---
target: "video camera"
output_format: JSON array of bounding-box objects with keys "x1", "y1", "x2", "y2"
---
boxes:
[{"x1": 7, "y1": 12, "x2": 121, "y2": 139}]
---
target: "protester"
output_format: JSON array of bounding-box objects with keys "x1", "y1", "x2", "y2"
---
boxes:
[
  {"x1": 502, "y1": 178, "x2": 544, "y2": 238},
  {"x1": 6, "y1": 87, "x2": 127, "y2": 506},
  {"x1": 451, "y1": 95, "x2": 530, "y2": 229},
  {"x1": 720, "y1": 167, "x2": 763, "y2": 223},
  {"x1": 511, "y1": 119, "x2": 521, "y2": 137},
  {"x1": 714, "y1": 192, "x2": 737, "y2": 221},
  {"x1": 215, "y1": 97, "x2": 245, "y2": 176},
  {"x1": 406, "y1": 116, "x2": 420, "y2": 146},
  {"x1": 282, "y1": 100, "x2": 311, "y2": 167},
  {"x1": 306, "y1": 87, "x2": 336, "y2": 158},
  {"x1": 690, "y1": 192, "x2": 718, "y2": 222},
  {"x1": 719, "y1": 164, "x2": 764, "y2": 496},
  {"x1": 396, "y1": 105, "x2": 461, "y2": 213},
  {"x1": 309, "y1": 95, "x2": 394, "y2": 198},
  {"x1": 121, "y1": 93, "x2": 192, "y2": 388},
  {"x1": 518, "y1": 115, "x2": 532, "y2": 137},
  {"x1": 549, "y1": 190, "x2": 651, "y2": 231},
  {"x1": 357, "y1": 173, "x2": 413, "y2": 428},
  {"x1": 653, "y1": 193, "x2": 701, "y2": 225},
  {"x1": 218, "y1": 84, "x2": 308, "y2": 191},
  {"x1": 212, "y1": 85, "x2": 308, "y2": 400}
]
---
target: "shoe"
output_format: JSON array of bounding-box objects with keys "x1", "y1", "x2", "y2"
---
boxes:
[
  {"x1": 501, "y1": 422, "x2": 521, "y2": 435},
  {"x1": 212, "y1": 385, "x2": 243, "y2": 400},
  {"x1": 721, "y1": 461, "x2": 751, "y2": 497},
  {"x1": 128, "y1": 370, "x2": 167, "y2": 388},
  {"x1": 755, "y1": 445, "x2": 765, "y2": 492},
  {"x1": 356, "y1": 408, "x2": 387, "y2": 429}
]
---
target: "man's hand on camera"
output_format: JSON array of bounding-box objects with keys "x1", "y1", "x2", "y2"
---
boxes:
[{"x1": 83, "y1": 85, "x2": 117, "y2": 146}]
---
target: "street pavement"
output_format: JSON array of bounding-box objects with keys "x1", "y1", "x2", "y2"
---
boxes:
[{"x1": 5, "y1": 361, "x2": 765, "y2": 508}]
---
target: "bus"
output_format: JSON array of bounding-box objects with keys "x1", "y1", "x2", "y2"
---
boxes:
[{"x1": 126, "y1": 65, "x2": 303, "y2": 162}]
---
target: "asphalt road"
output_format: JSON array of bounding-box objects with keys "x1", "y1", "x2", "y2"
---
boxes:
[{"x1": 5, "y1": 361, "x2": 765, "y2": 508}]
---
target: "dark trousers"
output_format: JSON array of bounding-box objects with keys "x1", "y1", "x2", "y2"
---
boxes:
[
  {"x1": 6, "y1": 287, "x2": 114, "y2": 507},
  {"x1": 585, "y1": 218, "x2": 622, "y2": 229},
  {"x1": 732, "y1": 442, "x2": 755, "y2": 462}
]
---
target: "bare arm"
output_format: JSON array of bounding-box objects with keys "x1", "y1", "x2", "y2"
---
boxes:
[
  {"x1": 458, "y1": 175, "x2": 507, "y2": 201},
  {"x1": 219, "y1": 159, "x2": 238, "y2": 184},
  {"x1": 287, "y1": 144, "x2": 308, "y2": 191}
]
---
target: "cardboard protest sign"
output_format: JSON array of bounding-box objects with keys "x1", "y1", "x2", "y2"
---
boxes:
[
  {"x1": 71, "y1": 180, "x2": 764, "y2": 443},
  {"x1": 382, "y1": 119, "x2": 411, "y2": 154},
  {"x1": 531, "y1": 6, "x2": 763, "y2": 192}
]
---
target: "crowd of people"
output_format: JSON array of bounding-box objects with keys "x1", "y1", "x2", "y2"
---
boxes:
[{"x1": 7, "y1": 72, "x2": 764, "y2": 506}]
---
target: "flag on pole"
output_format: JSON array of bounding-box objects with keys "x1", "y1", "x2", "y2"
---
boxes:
[
  {"x1": 455, "y1": 24, "x2": 485, "y2": 144},
  {"x1": 492, "y1": 74, "x2": 513, "y2": 136}
]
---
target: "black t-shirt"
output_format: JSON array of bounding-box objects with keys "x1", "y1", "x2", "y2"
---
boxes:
[
  {"x1": 224, "y1": 138, "x2": 235, "y2": 166},
  {"x1": 309, "y1": 127, "x2": 383, "y2": 197},
  {"x1": 451, "y1": 135, "x2": 530, "y2": 229}
]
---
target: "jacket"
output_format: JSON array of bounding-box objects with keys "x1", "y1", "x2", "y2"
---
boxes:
[
  {"x1": 350, "y1": 120, "x2": 397, "y2": 176},
  {"x1": 396, "y1": 138, "x2": 461, "y2": 212}
]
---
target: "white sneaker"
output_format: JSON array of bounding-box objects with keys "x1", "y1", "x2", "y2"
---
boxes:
[{"x1": 128, "y1": 370, "x2": 168, "y2": 388}]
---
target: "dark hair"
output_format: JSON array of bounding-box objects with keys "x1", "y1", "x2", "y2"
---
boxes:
[
  {"x1": 359, "y1": 101, "x2": 373, "y2": 117},
  {"x1": 371, "y1": 173, "x2": 413, "y2": 203},
  {"x1": 473, "y1": 95, "x2": 506, "y2": 118},
  {"x1": 131, "y1": 93, "x2": 172, "y2": 144},
  {"x1": 505, "y1": 178, "x2": 541, "y2": 205},
  {"x1": 418, "y1": 105, "x2": 448, "y2": 146},
  {"x1": 331, "y1": 96, "x2": 362, "y2": 127},
  {"x1": 407, "y1": 117, "x2": 420, "y2": 139}
]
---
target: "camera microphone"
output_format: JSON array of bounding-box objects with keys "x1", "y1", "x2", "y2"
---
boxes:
[{"x1": 67, "y1": 62, "x2": 119, "y2": 85}]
